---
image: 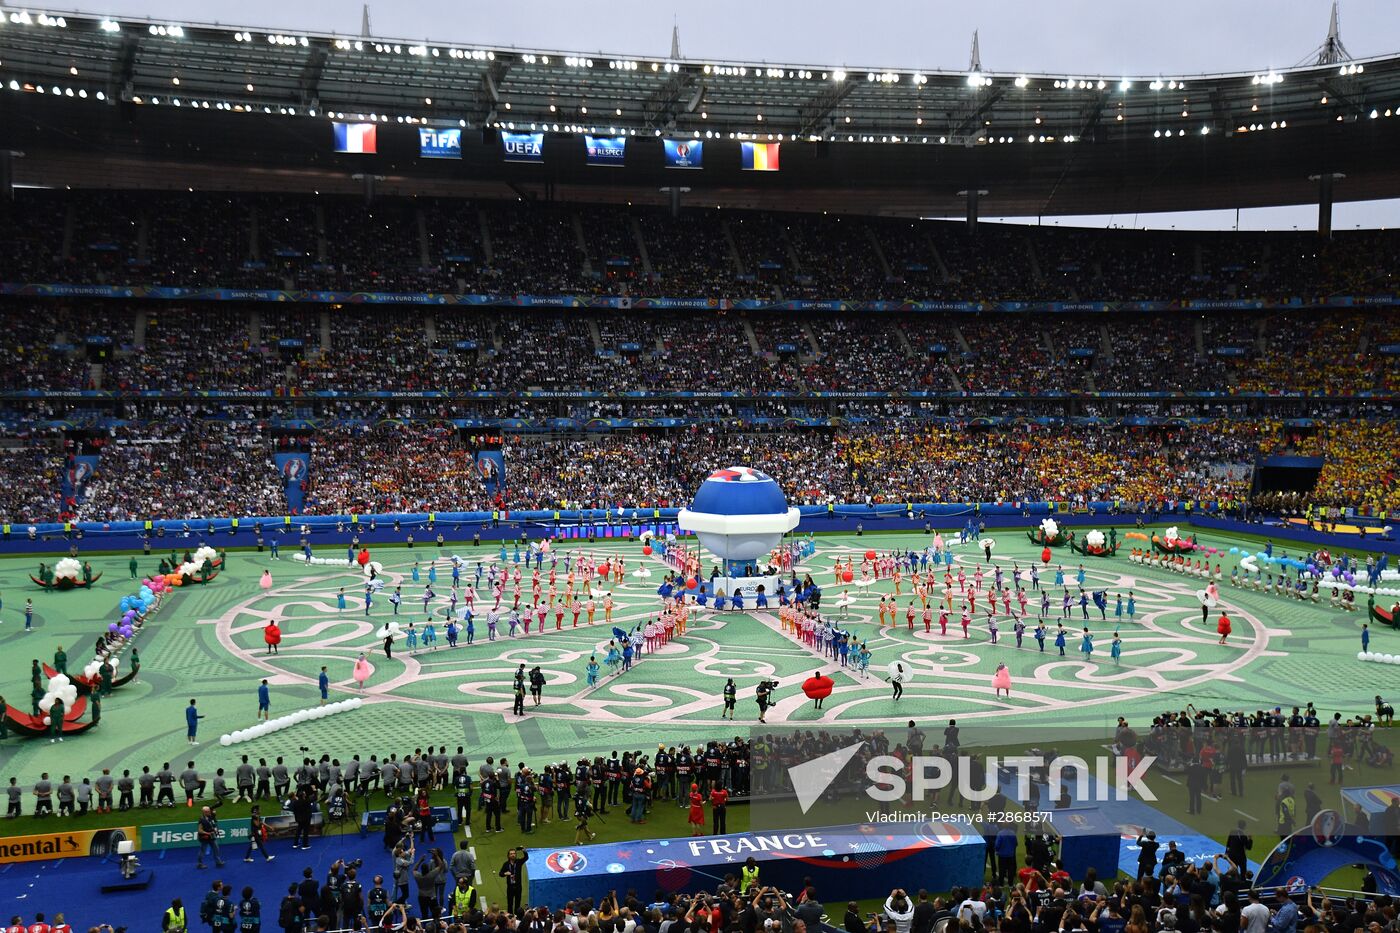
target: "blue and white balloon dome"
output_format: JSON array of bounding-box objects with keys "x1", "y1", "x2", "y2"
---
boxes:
[{"x1": 678, "y1": 467, "x2": 800, "y2": 565}]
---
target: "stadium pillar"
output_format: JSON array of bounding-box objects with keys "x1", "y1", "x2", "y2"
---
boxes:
[
  {"x1": 660, "y1": 185, "x2": 690, "y2": 218},
  {"x1": 0, "y1": 150, "x2": 15, "y2": 204},
  {"x1": 353, "y1": 172, "x2": 383, "y2": 206},
  {"x1": 957, "y1": 188, "x2": 988, "y2": 234},
  {"x1": 1309, "y1": 172, "x2": 1344, "y2": 238}
]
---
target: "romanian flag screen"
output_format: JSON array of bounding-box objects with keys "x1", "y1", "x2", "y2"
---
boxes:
[{"x1": 740, "y1": 142, "x2": 780, "y2": 171}]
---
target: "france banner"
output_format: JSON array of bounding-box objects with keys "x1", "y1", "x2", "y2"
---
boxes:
[
  {"x1": 418, "y1": 127, "x2": 462, "y2": 159},
  {"x1": 501, "y1": 131, "x2": 545, "y2": 163},
  {"x1": 584, "y1": 135, "x2": 627, "y2": 167},
  {"x1": 527, "y1": 824, "x2": 983, "y2": 907},
  {"x1": 663, "y1": 139, "x2": 703, "y2": 169},
  {"x1": 477, "y1": 451, "x2": 506, "y2": 495},
  {"x1": 333, "y1": 122, "x2": 377, "y2": 154}
]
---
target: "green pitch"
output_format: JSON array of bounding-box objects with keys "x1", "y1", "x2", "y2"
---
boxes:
[{"x1": 0, "y1": 528, "x2": 1385, "y2": 789}]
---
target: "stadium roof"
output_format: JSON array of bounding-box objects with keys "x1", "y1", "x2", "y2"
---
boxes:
[{"x1": 4, "y1": 9, "x2": 1400, "y2": 216}]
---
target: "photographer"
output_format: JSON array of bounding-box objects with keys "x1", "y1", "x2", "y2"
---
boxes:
[
  {"x1": 195, "y1": 801, "x2": 225, "y2": 870},
  {"x1": 883, "y1": 891, "x2": 914, "y2": 933},
  {"x1": 412, "y1": 848, "x2": 446, "y2": 929},
  {"x1": 756, "y1": 681, "x2": 774, "y2": 724},
  {"x1": 288, "y1": 789, "x2": 316, "y2": 851},
  {"x1": 392, "y1": 841, "x2": 415, "y2": 904},
  {"x1": 499, "y1": 848, "x2": 527, "y2": 917}
]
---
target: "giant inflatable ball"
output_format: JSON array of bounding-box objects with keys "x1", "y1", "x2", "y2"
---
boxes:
[{"x1": 678, "y1": 467, "x2": 800, "y2": 563}]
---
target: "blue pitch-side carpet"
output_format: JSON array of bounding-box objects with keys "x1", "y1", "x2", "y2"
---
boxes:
[{"x1": 2, "y1": 830, "x2": 408, "y2": 931}]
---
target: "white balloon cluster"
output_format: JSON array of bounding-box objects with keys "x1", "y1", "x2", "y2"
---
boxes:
[
  {"x1": 53, "y1": 557, "x2": 83, "y2": 582},
  {"x1": 37, "y1": 674, "x2": 79, "y2": 725},
  {"x1": 193, "y1": 545, "x2": 219, "y2": 566},
  {"x1": 1040, "y1": 518, "x2": 1059, "y2": 538},
  {"x1": 291, "y1": 554, "x2": 354, "y2": 567},
  {"x1": 1241, "y1": 553, "x2": 1400, "y2": 597},
  {"x1": 1357, "y1": 651, "x2": 1400, "y2": 665},
  {"x1": 1085, "y1": 530, "x2": 1106, "y2": 549},
  {"x1": 1321, "y1": 580, "x2": 1400, "y2": 598},
  {"x1": 81, "y1": 655, "x2": 121, "y2": 681},
  {"x1": 1164, "y1": 526, "x2": 1181, "y2": 543},
  {"x1": 218, "y1": 698, "x2": 364, "y2": 746}
]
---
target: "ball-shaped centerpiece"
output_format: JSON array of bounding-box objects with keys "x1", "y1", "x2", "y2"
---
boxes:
[{"x1": 678, "y1": 466, "x2": 800, "y2": 569}]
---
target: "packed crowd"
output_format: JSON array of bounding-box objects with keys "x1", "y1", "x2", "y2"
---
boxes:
[
  {"x1": 73, "y1": 422, "x2": 284, "y2": 522},
  {"x1": 304, "y1": 427, "x2": 479, "y2": 515},
  {"x1": 7, "y1": 190, "x2": 1400, "y2": 304},
  {"x1": 10, "y1": 418, "x2": 1400, "y2": 523},
  {"x1": 1, "y1": 302, "x2": 1395, "y2": 397},
  {"x1": 833, "y1": 423, "x2": 1263, "y2": 508}
]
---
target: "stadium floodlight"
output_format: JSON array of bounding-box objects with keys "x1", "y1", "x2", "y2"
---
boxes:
[
  {"x1": 99, "y1": 19, "x2": 120, "y2": 32},
  {"x1": 1370, "y1": 109, "x2": 1379, "y2": 119},
  {"x1": 1119, "y1": 79, "x2": 1131, "y2": 91},
  {"x1": 832, "y1": 70, "x2": 846, "y2": 82},
  {"x1": 1201, "y1": 125, "x2": 1209, "y2": 135}
]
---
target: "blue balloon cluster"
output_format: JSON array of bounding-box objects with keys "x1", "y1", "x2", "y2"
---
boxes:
[
  {"x1": 1249, "y1": 552, "x2": 1354, "y2": 584},
  {"x1": 110, "y1": 587, "x2": 154, "y2": 637}
]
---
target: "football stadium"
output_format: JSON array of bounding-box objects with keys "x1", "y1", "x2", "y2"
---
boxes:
[{"x1": 1, "y1": 3, "x2": 1399, "y2": 932}]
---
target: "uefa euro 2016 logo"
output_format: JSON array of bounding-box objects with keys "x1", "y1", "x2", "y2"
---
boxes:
[
  {"x1": 282, "y1": 459, "x2": 305, "y2": 482},
  {"x1": 545, "y1": 850, "x2": 587, "y2": 874}
]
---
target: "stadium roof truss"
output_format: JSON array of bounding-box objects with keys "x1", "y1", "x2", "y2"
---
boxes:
[
  {"x1": 3, "y1": 10, "x2": 1399, "y2": 142},
  {"x1": 4, "y1": 11, "x2": 1400, "y2": 216}
]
